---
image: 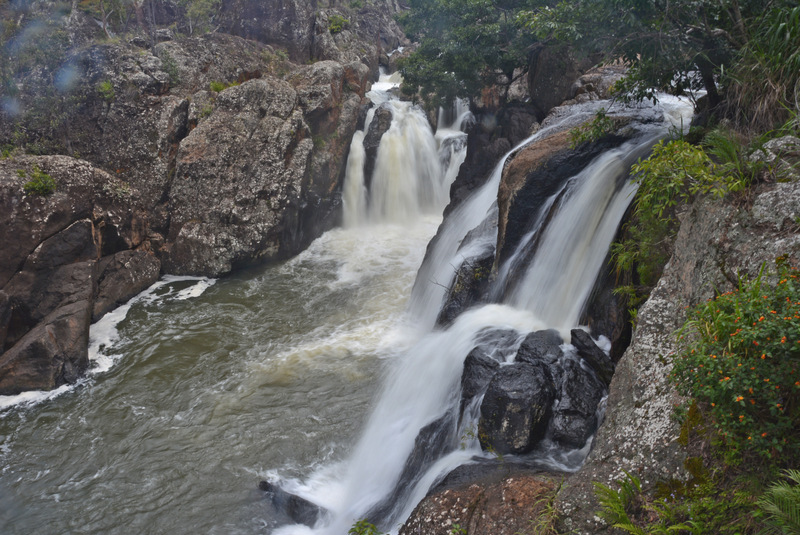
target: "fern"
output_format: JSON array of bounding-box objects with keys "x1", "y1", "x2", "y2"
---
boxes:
[{"x1": 758, "y1": 469, "x2": 800, "y2": 535}]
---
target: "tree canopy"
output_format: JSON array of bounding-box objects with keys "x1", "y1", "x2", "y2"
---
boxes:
[{"x1": 398, "y1": 0, "x2": 800, "y2": 128}]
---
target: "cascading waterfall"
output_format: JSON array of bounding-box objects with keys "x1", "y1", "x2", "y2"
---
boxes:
[
  {"x1": 342, "y1": 73, "x2": 467, "y2": 227},
  {"x1": 275, "y1": 95, "x2": 695, "y2": 535}
]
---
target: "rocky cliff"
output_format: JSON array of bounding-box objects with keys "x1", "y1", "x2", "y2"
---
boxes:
[{"x1": 0, "y1": 0, "x2": 406, "y2": 394}]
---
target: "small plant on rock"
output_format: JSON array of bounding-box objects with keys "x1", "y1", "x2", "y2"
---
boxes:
[
  {"x1": 329, "y1": 14, "x2": 350, "y2": 34},
  {"x1": 22, "y1": 165, "x2": 57, "y2": 196},
  {"x1": 348, "y1": 519, "x2": 383, "y2": 535},
  {"x1": 97, "y1": 79, "x2": 115, "y2": 102}
]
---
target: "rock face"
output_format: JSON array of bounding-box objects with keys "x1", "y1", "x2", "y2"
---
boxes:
[
  {"x1": 0, "y1": 0, "x2": 404, "y2": 393},
  {"x1": 0, "y1": 156, "x2": 158, "y2": 395},
  {"x1": 555, "y1": 179, "x2": 800, "y2": 534}
]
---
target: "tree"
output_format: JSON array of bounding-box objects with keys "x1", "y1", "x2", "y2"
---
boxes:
[
  {"x1": 518, "y1": 0, "x2": 794, "y2": 109},
  {"x1": 397, "y1": 0, "x2": 540, "y2": 108}
]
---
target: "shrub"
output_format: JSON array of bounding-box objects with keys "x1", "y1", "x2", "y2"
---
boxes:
[
  {"x1": 672, "y1": 261, "x2": 800, "y2": 463},
  {"x1": 329, "y1": 14, "x2": 349, "y2": 34},
  {"x1": 208, "y1": 80, "x2": 226, "y2": 92},
  {"x1": 22, "y1": 165, "x2": 57, "y2": 196},
  {"x1": 758, "y1": 469, "x2": 800, "y2": 534},
  {"x1": 97, "y1": 79, "x2": 115, "y2": 101},
  {"x1": 611, "y1": 139, "x2": 719, "y2": 312}
]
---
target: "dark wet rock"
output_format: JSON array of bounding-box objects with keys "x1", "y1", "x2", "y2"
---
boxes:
[
  {"x1": 515, "y1": 329, "x2": 564, "y2": 366},
  {"x1": 478, "y1": 362, "x2": 556, "y2": 455},
  {"x1": 549, "y1": 357, "x2": 606, "y2": 448},
  {"x1": 368, "y1": 411, "x2": 458, "y2": 525},
  {"x1": 580, "y1": 243, "x2": 633, "y2": 363},
  {"x1": 496, "y1": 129, "x2": 630, "y2": 276},
  {"x1": 362, "y1": 103, "x2": 394, "y2": 188},
  {"x1": 436, "y1": 247, "x2": 495, "y2": 327},
  {"x1": 0, "y1": 301, "x2": 91, "y2": 396},
  {"x1": 570, "y1": 329, "x2": 614, "y2": 386},
  {"x1": 460, "y1": 348, "x2": 500, "y2": 414},
  {"x1": 93, "y1": 251, "x2": 161, "y2": 322},
  {"x1": 527, "y1": 44, "x2": 598, "y2": 121},
  {"x1": 0, "y1": 156, "x2": 153, "y2": 394},
  {"x1": 259, "y1": 481, "x2": 323, "y2": 527}
]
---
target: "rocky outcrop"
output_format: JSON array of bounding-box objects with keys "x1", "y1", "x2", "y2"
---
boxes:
[
  {"x1": 218, "y1": 0, "x2": 407, "y2": 64},
  {"x1": 554, "y1": 179, "x2": 800, "y2": 534},
  {"x1": 0, "y1": 156, "x2": 157, "y2": 395},
  {"x1": 400, "y1": 470, "x2": 558, "y2": 535}
]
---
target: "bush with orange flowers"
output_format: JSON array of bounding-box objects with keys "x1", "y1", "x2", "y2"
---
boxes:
[{"x1": 673, "y1": 259, "x2": 800, "y2": 463}]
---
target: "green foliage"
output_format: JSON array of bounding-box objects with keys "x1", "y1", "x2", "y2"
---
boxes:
[
  {"x1": 703, "y1": 129, "x2": 764, "y2": 190},
  {"x1": 449, "y1": 524, "x2": 467, "y2": 535},
  {"x1": 611, "y1": 139, "x2": 719, "y2": 311},
  {"x1": 758, "y1": 469, "x2": 800, "y2": 535},
  {"x1": 21, "y1": 165, "x2": 57, "y2": 196},
  {"x1": 159, "y1": 50, "x2": 180, "y2": 86},
  {"x1": 208, "y1": 80, "x2": 226, "y2": 92},
  {"x1": 348, "y1": 519, "x2": 383, "y2": 535},
  {"x1": 208, "y1": 80, "x2": 238, "y2": 92},
  {"x1": 349, "y1": 0, "x2": 364, "y2": 8},
  {"x1": 569, "y1": 108, "x2": 615, "y2": 148},
  {"x1": 178, "y1": 0, "x2": 221, "y2": 35},
  {"x1": 726, "y1": 4, "x2": 800, "y2": 132},
  {"x1": 97, "y1": 80, "x2": 115, "y2": 102},
  {"x1": 672, "y1": 261, "x2": 800, "y2": 463},
  {"x1": 397, "y1": 0, "x2": 538, "y2": 108},
  {"x1": 328, "y1": 14, "x2": 350, "y2": 35},
  {"x1": 595, "y1": 468, "x2": 759, "y2": 535}
]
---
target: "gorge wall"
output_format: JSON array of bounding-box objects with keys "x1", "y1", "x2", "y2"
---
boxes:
[{"x1": 0, "y1": 0, "x2": 407, "y2": 394}]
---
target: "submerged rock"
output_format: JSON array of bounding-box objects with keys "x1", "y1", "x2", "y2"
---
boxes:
[
  {"x1": 259, "y1": 481, "x2": 323, "y2": 527},
  {"x1": 367, "y1": 411, "x2": 458, "y2": 525}
]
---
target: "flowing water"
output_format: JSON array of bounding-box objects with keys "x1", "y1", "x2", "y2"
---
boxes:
[{"x1": 0, "y1": 83, "x2": 693, "y2": 534}]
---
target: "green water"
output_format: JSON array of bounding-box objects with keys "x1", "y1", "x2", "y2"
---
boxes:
[{"x1": 0, "y1": 221, "x2": 438, "y2": 534}]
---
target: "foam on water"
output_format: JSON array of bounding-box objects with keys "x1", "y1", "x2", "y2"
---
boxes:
[{"x1": 0, "y1": 277, "x2": 217, "y2": 412}]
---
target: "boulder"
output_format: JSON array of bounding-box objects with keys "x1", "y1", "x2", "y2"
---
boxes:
[
  {"x1": 0, "y1": 156, "x2": 154, "y2": 394},
  {"x1": 478, "y1": 362, "x2": 556, "y2": 455},
  {"x1": 258, "y1": 481, "x2": 323, "y2": 527},
  {"x1": 362, "y1": 103, "x2": 394, "y2": 189},
  {"x1": 570, "y1": 329, "x2": 614, "y2": 386},
  {"x1": 459, "y1": 348, "x2": 500, "y2": 414},
  {"x1": 515, "y1": 329, "x2": 564, "y2": 365},
  {"x1": 548, "y1": 357, "x2": 606, "y2": 448}
]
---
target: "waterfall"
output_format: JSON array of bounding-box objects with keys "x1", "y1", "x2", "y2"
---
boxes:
[
  {"x1": 341, "y1": 73, "x2": 466, "y2": 227},
  {"x1": 274, "y1": 95, "x2": 695, "y2": 535}
]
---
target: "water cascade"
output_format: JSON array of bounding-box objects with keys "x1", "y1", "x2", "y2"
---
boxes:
[
  {"x1": 280, "y1": 96, "x2": 695, "y2": 534},
  {"x1": 342, "y1": 73, "x2": 467, "y2": 227}
]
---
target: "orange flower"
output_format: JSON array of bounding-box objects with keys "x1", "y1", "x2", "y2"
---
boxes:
[{"x1": 735, "y1": 396, "x2": 744, "y2": 402}]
